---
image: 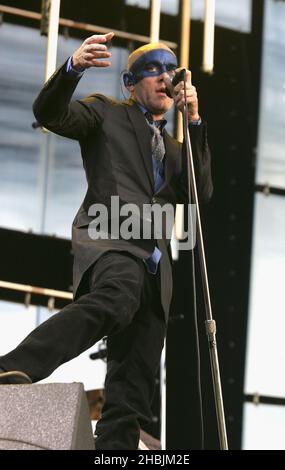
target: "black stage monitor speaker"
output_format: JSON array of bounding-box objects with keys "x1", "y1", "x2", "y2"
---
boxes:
[{"x1": 0, "y1": 382, "x2": 94, "y2": 450}]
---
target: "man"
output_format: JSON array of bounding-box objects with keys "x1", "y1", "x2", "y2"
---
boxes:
[{"x1": 0, "y1": 33, "x2": 213, "y2": 449}]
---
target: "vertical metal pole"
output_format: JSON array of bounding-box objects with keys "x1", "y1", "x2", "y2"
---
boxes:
[
  {"x1": 176, "y1": 0, "x2": 191, "y2": 143},
  {"x1": 182, "y1": 105, "x2": 228, "y2": 449},
  {"x1": 39, "y1": 0, "x2": 61, "y2": 230},
  {"x1": 38, "y1": 131, "x2": 55, "y2": 234},
  {"x1": 45, "y1": 0, "x2": 61, "y2": 82},
  {"x1": 202, "y1": 0, "x2": 215, "y2": 73},
  {"x1": 160, "y1": 340, "x2": 166, "y2": 450},
  {"x1": 150, "y1": 0, "x2": 161, "y2": 43},
  {"x1": 173, "y1": 0, "x2": 191, "y2": 259}
]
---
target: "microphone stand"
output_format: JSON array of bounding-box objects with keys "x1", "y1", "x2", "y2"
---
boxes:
[{"x1": 180, "y1": 70, "x2": 228, "y2": 450}]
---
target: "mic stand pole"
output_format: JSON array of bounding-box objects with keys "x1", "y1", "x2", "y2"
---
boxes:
[{"x1": 181, "y1": 89, "x2": 228, "y2": 450}]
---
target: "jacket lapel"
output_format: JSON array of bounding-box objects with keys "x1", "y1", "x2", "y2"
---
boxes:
[{"x1": 125, "y1": 99, "x2": 154, "y2": 191}]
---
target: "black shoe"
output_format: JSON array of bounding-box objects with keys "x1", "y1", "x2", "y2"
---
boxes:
[{"x1": 0, "y1": 370, "x2": 32, "y2": 384}]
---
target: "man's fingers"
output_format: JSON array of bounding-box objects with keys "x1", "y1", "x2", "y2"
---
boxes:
[
  {"x1": 85, "y1": 32, "x2": 114, "y2": 45},
  {"x1": 174, "y1": 82, "x2": 196, "y2": 95},
  {"x1": 173, "y1": 82, "x2": 184, "y2": 94},
  {"x1": 186, "y1": 69, "x2": 192, "y2": 84},
  {"x1": 86, "y1": 44, "x2": 107, "y2": 52},
  {"x1": 84, "y1": 52, "x2": 111, "y2": 61},
  {"x1": 104, "y1": 32, "x2": 115, "y2": 41},
  {"x1": 91, "y1": 60, "x2": 112, "y2": 67},
  {"x1": 175, "y1": 67, "x2": 183, "y2": 73},
  {"x1": 85, "y1": 51, "x2": 111, "y2": 59},
  {"x1": 176, "y1": 93, "x2": 196, "y2": 107},
  {"x1": 85, "y1": 35, "x2": 109, "y2": 44},
  {"x1": 174, "y1": 68, "x2": 192, "y2": 85}
]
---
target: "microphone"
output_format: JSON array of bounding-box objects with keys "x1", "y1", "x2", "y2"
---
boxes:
[{"x1": 164, "y1": 68, "x2": 186, "y2": 98}]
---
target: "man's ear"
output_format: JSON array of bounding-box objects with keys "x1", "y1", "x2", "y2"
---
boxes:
[
  {"x1": 123, "y1": 72, "x2": 135, "y2": 89},
  {"x1": 126, "y1": 83, "x2": 135, "y2": 93}
]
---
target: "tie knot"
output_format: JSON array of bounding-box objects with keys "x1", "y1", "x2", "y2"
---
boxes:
[{"x1": 145, "y1": 112, "x2": 167, "y2": 133}]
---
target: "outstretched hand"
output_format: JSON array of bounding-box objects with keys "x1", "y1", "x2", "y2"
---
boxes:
[{"x1": 72, "y1": 32, "x2": 114, "y2": 70}]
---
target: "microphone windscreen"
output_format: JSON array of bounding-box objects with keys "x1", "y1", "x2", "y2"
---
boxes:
[
  {"x1": 164, "y1": 69, "x2": 186, "y2": 97},
  {"x1": 172, "y1": 68, "x2": 186, "y2": 87}
]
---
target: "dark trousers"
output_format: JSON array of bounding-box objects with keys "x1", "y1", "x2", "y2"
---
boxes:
[{"x1": 0, "y1": 252, "x2": 166, "y2": 450}]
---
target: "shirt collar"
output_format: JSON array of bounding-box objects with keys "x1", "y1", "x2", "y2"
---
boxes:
[{"x1": 136, "y1": 102, "x2": 167, "y2": 132}]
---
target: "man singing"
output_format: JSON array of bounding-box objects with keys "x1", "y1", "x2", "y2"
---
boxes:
[{"x1": 0, "y1": 32, "x2": 213, "y2": 450}]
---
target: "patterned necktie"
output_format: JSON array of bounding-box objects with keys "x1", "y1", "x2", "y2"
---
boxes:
[{"x1": 145, "y1": 113, "x2": 166, "y2": 163}]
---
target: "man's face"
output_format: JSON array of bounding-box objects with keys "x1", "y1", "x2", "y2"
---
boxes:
[
  {"x1": 133, "y1": 74, "x2": 174, "y2": 116},
  {"x1": 128, "y1": 48, "x2": 177, "y2": 116}
]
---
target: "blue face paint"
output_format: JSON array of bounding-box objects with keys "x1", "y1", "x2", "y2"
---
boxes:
[{"x1": 130, "y1": 49, "x2": 178, "y2": 84}]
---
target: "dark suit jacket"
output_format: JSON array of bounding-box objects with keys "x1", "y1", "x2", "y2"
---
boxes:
[{"x1": 33, "y1": 62, "x2": 213, "y2": 319}]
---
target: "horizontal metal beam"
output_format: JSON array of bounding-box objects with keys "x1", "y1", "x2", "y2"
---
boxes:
[
  {"x1": 0, "y1": 227, "x2": 73, "y2": 303},
  {"x1": 244, "y1": 393, "x2": 285, "y2": 407},
  {"x1": 0, "y1": 4, "x2": 177, "y2": 48},
  {"x1": 255, "y1": 183, "x2": 285, "y2": 197},
  {"x1": 0, "y1": 280, "x2": 72, "y2": 300}
]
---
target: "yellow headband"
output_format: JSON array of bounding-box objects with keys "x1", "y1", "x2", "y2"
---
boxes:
[{"x1": 127, "y1": 42, "x2": 176, "y2": 71}]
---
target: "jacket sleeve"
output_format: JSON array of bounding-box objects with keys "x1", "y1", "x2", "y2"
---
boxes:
[
  {"x1": 33, "y1": 60, "x2": 107, "y2": 141},
  {"x1": 177, "y1": 121, "x2": 213, "y2": 204}
]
